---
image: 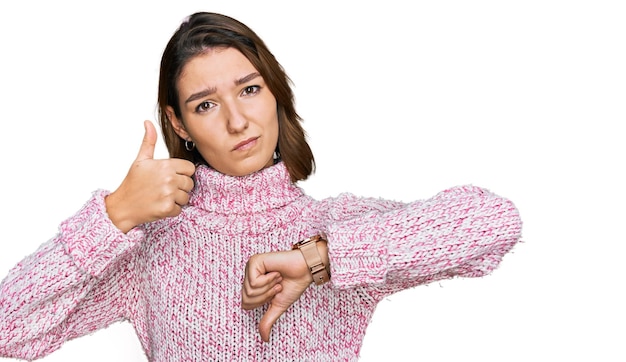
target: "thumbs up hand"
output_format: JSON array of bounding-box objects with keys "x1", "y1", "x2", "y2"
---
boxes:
[{"x1": 105, "y1": 121, "x2": 196, "y2": 233}]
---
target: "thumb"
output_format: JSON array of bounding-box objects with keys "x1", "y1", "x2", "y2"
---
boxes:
[
  {"x1": 259, "y1": 303, "x2": 286, "y2": 343},
  {"x1": 136, "y1": 120, "x2": 157, "y2": 161}
]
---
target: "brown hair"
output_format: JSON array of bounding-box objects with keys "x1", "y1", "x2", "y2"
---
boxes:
[{"x1": 157, "y1": 12, "x2": 315, "y2": 182}]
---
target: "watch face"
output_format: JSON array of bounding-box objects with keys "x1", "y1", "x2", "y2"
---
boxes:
[{"x1": 293, "y1": 235, "x2": 320, "y2": 249}]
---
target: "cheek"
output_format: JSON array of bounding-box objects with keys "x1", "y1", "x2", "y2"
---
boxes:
[
  {"x1": 266, "y1": 112, "x2": 279, "y2": 143},
  {"x1": 262, "y1": 97, "x2": 279, "y2": 134},
  {"x1": 187, "y1": 123, "x2": 222, "y2": 152}
]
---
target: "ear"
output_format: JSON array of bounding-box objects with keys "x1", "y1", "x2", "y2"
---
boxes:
[{"x1": 166, "y1": 106, "x2": 191, "y2": 140}]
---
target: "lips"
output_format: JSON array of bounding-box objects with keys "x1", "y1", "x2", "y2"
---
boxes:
[{"x1": 232, "y1": 136, "x2": 259, "y2": 151}]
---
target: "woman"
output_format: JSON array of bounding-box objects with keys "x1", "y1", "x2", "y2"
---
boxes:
[{"x1": 0, "y1": 12, "x2": 522, "y2": 361}]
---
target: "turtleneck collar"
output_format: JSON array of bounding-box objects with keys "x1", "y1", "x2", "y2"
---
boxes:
[{"x1": 188, "y1": 162, "x2": 305, "y2": 215}]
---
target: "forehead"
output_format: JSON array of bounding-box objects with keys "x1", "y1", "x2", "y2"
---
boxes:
[{"x1": 178, "y1": 47, "x2": 257, "y2": 88}]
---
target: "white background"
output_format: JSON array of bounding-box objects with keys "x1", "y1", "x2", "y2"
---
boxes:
[{"x1": 0, "y1": 1, "x2": 624, "y2": 361}]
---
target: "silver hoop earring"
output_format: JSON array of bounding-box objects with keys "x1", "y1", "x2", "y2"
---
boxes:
[{"x1": 185, "y1": 140, "x2": 195, "y2": 151}]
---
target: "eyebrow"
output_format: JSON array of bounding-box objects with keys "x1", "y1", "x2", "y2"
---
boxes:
[{"x1": 184, "y1": 72, "x2": 262, "y2": 104}]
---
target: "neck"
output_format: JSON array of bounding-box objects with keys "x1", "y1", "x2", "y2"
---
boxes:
[{"x1": 188, "y1": 161, "x2": 303, "y2": 215}]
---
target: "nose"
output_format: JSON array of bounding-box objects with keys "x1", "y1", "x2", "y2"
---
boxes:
[{"x1": 224, "y1": 101, "x2": 248, "y2": 133}]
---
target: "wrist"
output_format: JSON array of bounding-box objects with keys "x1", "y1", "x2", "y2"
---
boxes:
[
  {"x1": 105, "y1": 193, "x2": 137, "y2": 233},
  {"x1": 292, "y1": 235, "x2": 331, "y2": 285}
]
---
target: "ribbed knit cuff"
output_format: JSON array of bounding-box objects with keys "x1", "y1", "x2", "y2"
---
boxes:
[
  {"x1": 325, "y1": 225, "x2": 388, "y2": 289},
  {"x1": 61, "y1": 189, "x2": 144, "y2": 278}
]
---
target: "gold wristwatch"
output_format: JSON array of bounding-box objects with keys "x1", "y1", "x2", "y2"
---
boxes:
[{"x1": 292, "y1": 235, "x2": 330, "y2": 285}]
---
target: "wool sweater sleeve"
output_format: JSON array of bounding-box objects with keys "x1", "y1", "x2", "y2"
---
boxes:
[
  {"x1": 0, "y1": 190, "x2": 144, "y2": 360},
  {"x1": 320, "y1": 185, "x2": 522, "y2": 293}
]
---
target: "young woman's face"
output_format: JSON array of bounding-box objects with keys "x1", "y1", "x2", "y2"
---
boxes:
[{"x1": 168, "y1": 47, "x2": 278, "y2": 177}]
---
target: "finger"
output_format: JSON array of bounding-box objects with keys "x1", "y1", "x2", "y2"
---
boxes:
[
  {"x1": 177, "y1": 175, "x2": 195, "y2": 193},
  {"x1": 163, "y1": 203, "x2": 183, "y2": 218},
  {"x1": 248, "y1": 271, "x2": 282, "y2": 290},
  {"x1": 241, "y1": 283, "x2": 282, "y2": 310},
  {"x1": 241, "y1": 272, "x2": 282, "y2": 309},
  {"x1": 172, "y1": 159, "x2": 196, "y2": 177},
  {"x1": 136, "y1": 120, "x2": 157, "y2": 161},
  {"x1": 243, "y1": 271, "x2": 281, "y2": 298},
  {"x1": 259, "y1": 302, "x2": 287, "y2": 342},
  {"x1": 174, "y1": 189, "x2": 191, "y2": 207}
]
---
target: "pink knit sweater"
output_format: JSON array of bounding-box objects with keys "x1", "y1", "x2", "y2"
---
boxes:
[{"x1": 0, "y1": 162, "x2": 522, "y2": 361}]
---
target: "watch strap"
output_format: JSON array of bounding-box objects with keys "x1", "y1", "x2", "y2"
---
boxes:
[{"x1": 292, "y1": 235, "x2": 330, "y2": 285}]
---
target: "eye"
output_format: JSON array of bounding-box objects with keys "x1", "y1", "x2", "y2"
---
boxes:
[
  {"x1": 241, "y1": 85, "x2": 261, "y2": 96},
  {"x1": 195, "y1": 101, "x2": 216, "y2": 113}
]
